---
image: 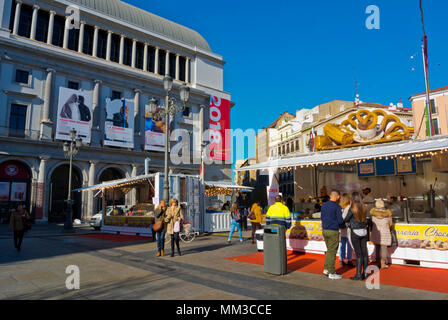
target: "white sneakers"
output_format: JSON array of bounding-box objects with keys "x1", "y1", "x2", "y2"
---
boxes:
[{"x1": 323, "y1": 269, "x2": 342, "y2": 279}]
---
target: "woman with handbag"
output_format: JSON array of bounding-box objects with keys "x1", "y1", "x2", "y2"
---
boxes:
[
  {"x1": 344, "y1": 192, "x2": 369, "y2": 280},
  {"x1": 228, "y1": 202, "x2": 244, "y2": 244},
  {"x1": 249, "y1": 202, "x2": 262, "y2": 244},
  {"x1": 9, "y1": 203, "x2": 30, "y2": 252},
  {"x1": 154, "y1": 200, "x2": 168, "y2": 257},
  {"x1": 370, "y1": 200, "x2": 393, "y2": 269},
  {"x1": 165, "y1": 198, "x2": 184, "y2": 257}
]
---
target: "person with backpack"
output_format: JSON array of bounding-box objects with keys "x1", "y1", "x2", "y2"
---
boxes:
[
  {"x1": 228, "y1": 202, "x2": 244, "y2": 243},
  {"x1": 249, "y1": 202, "x2": 262, "y2": 244},
  {"x1": 9, "y1": 203, "x2": 30, "y2": 252}
]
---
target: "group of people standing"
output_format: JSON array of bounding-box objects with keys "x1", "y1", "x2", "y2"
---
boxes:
[
  {"x1": 153, "y1": 198, "x2": 184, "y2": 257},
  {"x1": 321, "y1": 190, "x2": 394, "y2": 280},
  {"x1": 227, "y1": 201, "x2": 265, "y2": 244}
]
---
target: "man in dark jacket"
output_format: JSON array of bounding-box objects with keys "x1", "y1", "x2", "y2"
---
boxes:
[
  {"x1": 321, "y1": 190, "x2": 344, "y2": 279},
  {"x1": 77, "y1": 95, "x2": 91, "y2": 122}
]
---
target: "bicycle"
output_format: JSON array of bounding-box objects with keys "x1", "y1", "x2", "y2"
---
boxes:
[{"x1": 164, "y1": 222, "x2": 199, "y2": 244}]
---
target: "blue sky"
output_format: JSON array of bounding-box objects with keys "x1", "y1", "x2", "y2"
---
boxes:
[{"x1": 126, "y1": 0, "x2": 448, "y2": 161}]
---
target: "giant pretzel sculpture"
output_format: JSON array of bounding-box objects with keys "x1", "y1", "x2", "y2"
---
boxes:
[{"x1": 319, "y1": 109, "x2": 411, "y2": 149}]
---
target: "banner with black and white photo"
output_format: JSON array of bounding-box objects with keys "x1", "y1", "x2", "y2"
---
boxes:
[
  {"x1": 104, "y1": 98, "x2": 135, "y2": 148},
  {"x1": 55, "y1": 87, "x2": 93, "y2": 143}
]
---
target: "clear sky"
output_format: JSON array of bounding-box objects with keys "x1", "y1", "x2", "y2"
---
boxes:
[{"x1": 125, "y1": 0, "x2": 448, "y2": 161}]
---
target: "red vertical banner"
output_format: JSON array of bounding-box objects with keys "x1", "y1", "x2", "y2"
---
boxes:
[{"x1": 209, "y1": 96, "x2": 230, "y2": 161}]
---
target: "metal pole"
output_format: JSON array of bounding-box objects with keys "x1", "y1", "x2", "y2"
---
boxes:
[
  {"x1": 421, "y1": 44, "x2": 433, "y2": 137},
  {"x1": 64, "y1": 141, "x2": 74, "y2": 230},
  {"x1": 162, "y1": 94, "x2": 170, "y2": 202}
]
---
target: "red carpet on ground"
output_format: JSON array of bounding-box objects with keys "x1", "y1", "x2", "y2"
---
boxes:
[
  {"x1": 74, "y1": 234, "x2": 151, "y2": 243},
  {"x1": 227, "y1": 251, "x2": 448, "y2": 294}
]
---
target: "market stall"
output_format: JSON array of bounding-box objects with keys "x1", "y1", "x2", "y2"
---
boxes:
[
  {"x1": 75, "y1": 172, "x2": 204, "y2": 236},
  {"x1": 238, "y1": 135, "x2": 448, "y2": 269},
  {"x1": 203, "y1": 181, "x2": 254, "y2": 233}
]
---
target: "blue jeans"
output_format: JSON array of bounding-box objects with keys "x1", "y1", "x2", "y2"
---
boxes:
[
  {"x1": 228, "y1": 219, "x2": 243, "y2": 240},
  {"x1": 156, "y1": 231, "x2": 165, "y2": 252},
  {"x1": 339, "y1": 236, "x2": 353, "y2": 262}
]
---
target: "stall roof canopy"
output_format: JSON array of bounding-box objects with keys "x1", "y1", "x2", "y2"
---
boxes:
[
  {"x1": 74, "y1": 174, "x2": 157, "y2": 192},
  {"x1": 204, "y1": 181, "x2": 254, "y2": 191},
  {"x1": 235, "y1": 135, "x2": 448, "y2": 171}
]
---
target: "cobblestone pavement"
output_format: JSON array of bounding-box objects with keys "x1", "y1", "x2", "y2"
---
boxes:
[{"x1": 0, "y1": 231, "x2": 447, "y2": 300}]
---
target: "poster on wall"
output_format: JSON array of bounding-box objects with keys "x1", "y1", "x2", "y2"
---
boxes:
[
  {"x1": 209, "y1": 96, "x2": 231, "y2": 161},
  {"x1": 145, "y1": 100, "x2": 167, "y2": 152},
  {"x1": 0, "y1": 182, "x2": 10, "y2": 201},
  {"x1": 267, "y1": 186, "x2": 279, "y2": 206},
  {"x1": 10, "y1": 182, "x2": 27, "y2": 202},
  {"x1": 104, "y1": 98, "x2": 134, "y2": 148},
  {"x1": 55, "y1": 87, "x2": 93, "y2": 143},
  {"x1": 358, "y1": 159, "x2": 375, "y2": 177}
]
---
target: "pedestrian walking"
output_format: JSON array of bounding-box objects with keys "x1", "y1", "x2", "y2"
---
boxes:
[
  {"x1": 344, "y1": 192, "x2": 370, "y2": 280},
  {"x1": 154, "y1": 200, "x2": 168, "y2": 257},
  {"x1": 266, "y1": 195, "x2": 291, "y2": 230},
  {"x1": 249, "y1": 202, "x2": 262, "y2": 244},
  {"x1": 339, "y1": 193, "x2": 354, "y2": 267},
  {"x1": 321, "y1": 190, "x2": 344, "y2": 280},
  {"x1": 241, "y1": 207, "x2": 249, "y2": 231},
  {"x1": 165, "y1": 198, "x2": 184, "y2": 257},
  {"x1": 228, "y1": 202, "x2": 244, "y2": 243},
  {"x1": 9, "y1": 203, "x2": 30, "y2": 252},
  {"x1": 370, "y1": 199, "x2": 393, "y2": 269}
]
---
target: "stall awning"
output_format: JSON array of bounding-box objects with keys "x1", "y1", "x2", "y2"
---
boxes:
[
  {"x1": 204, "y1": 181, "x2": 254, "y2": 191},
  {"x1": 235, "y1": 135, "x2": 448, "y2": 171},
  {"x1": 74, "y1": 174, "x2": 156, "y2": 193}
]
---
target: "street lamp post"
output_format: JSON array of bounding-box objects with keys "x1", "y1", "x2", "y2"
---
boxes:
[
  {"x1": 149, "y1": 76, "x2": 190, "y2": 203},
  {"x1": 63, "y1": 128, "x2": 82, "y2": 230}
]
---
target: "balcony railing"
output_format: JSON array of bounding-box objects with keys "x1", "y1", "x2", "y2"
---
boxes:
[{"x1": 0, "y1": 126, "x2": 53, "y2": 141}]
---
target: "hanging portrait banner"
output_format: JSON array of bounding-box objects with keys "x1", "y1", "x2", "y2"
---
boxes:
[{"x1": 104, "y1": 98, "x2": 135, "y2": 148}]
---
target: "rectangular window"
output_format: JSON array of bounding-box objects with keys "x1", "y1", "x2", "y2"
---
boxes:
[
  {"x1": 68, "y1": 81, "x2": 79, "y2": 90},
  {"x1": 9, "y1": 104, "x2": 27, "y2": 137},
  {"x1": 123, "y1": 38, "x2": 132, "y2": 66},
  {"x1": 111, "y1": 90, "x2": 122, "y2": 100},
  {"x1": 135, "y1": 42, "x2": 144, "y2": 69},
  {"x1": 35, "y1": 10, "x2": 49, "y2": 43},
  {"x1": 97, "y1": 29, "x2": 108, "y2": 59},
  {"x1": 52, "y1": 14, "x2": 65, "y2": 47},
  {"x1": 15, "y1": 70, "x2": 29, "y2": 84},
  {"x1": 430, "y1": 99, "x2": 437, "y2": 114},
  {"x1": 158, "y1": 49, "x2": 166, "y2": 75},
  {"x1": 82, "y1": 25, "x2": 94, "y2": 55},
  {"x1": 183, "y1": 107, "x2": 191, "y2": 117},
  {"x1": 148, "y1": 46, "x2": 155, "y2": 73},
  {"x1": 67, "y1": 28, "x2": 80, "y2": 51},
  {"x1": 169, "y1": 53, "x2": 176, "y2": 79},
  {"x1": 432, "y1": 118, "x2": 440, "y2": 135},
  {"x1": 18, "y1": 3, "x2": 32, "y2": 38},
  {"x1": 110, "y1": 34, "x2": 120, "y2": 63},
  {"x1": 179, "y1": 56, "x2": 186, "y2": 82}
]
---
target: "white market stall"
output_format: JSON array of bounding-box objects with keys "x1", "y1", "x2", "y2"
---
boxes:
[{"x1": 237, "y1": 135, "x2": 448, "y2": 269}]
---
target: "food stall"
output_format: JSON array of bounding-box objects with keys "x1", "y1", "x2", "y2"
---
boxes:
[
  {"x1": 203, "y1": 181, "x2": 254, "y2": 233},
  {"x1": 238, "y1": 134, "x2": 448, "y2": 269},
  {"x1": 75, "y1": 172, "x2": 204, "y2": 236}
]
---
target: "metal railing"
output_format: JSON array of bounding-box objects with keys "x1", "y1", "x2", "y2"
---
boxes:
[{"x1": 0, "y1": 126, "x2": 53, "y2": 140}]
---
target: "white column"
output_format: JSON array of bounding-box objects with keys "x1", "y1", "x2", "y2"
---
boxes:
[
  {"x1": 30, "y1": 4, "x2": 39, "y2": 40},
  {"x1": 38, "y1": 157, "x2": 49, "y2": 221},
  {"x1": 175, "y1": 55, "x2": 180, "y2": 80},
  {"x1": 165, "y1": 50, "x2": 170, "y2": 76},
  {"x1": 91, "y1": 80, "x2": 102, "y2": 146},
  {"x1": 185, "y1": 58, "x2": 190, "y2": 83},
  {"x1": 130, "y1": 165, "x2": 138, "y2": 205},
  {"x1": 63, "y1": 16, "x2": 70, "y2": 49},
  {"x1": 134, "y1": 89, "x2": 141, "y2": 133},
  {"x1": 42, "y1": 69, "x2": 55, "y2": 122},
  {"x1": 143, "y1": 44, "x2": 148, "y2": 71},
  {"x1": 86, "y1": 161, "x2": 98, "y2": 220},
  {"x1": 131, "y1": 39, "x2": 137, "y2": 68},
  {"x1": 78, "y1": 21, "x2": 85, "y2": 53},
  {"x1": 12, "y1": 0, "x2": 22, "y2": 35},
  {"x1": 119, "y1": 35, "x2": 125, "y2": 64},
  {"x1": 154, "y1": 47, "x2": 159, "y2": 74},
  {"x1": 106, "y1": 31, "x2": 112, "y2": 61},
  {"x1": 92, "y1": 26, "x2": 99, "y2": 57},
  {"x1": 47, "y1": 10, "x2": 55, "y2": 44}
]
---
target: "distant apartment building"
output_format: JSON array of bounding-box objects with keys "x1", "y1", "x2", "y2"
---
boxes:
[{"x1": 409, "y1": 86, "x2": 448, "y2": 138}]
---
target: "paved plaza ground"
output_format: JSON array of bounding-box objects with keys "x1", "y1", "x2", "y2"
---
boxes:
[{"x1": 0, "y1": 225, "x2": 447, "y2": 300}]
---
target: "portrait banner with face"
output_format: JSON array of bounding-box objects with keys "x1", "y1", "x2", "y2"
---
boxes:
[
  {"x1": 144, "y1": 100, "x2": 167, "y2": 152},
  {"x1": 55, "y1": 87, "x2": 93, "y2": 143},
  {"x1": 104, "y1": 98, "x2": 135, "y2": 148}
]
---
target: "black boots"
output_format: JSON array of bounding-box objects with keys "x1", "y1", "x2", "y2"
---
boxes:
[
  {"x1": 171, "y1": 238, "x2": 181, "y2": 257},
  {"x1": 351, "y1": 258, "x2": 363, "y2": 280},
  {"x1": 362, "y1": 257, "x2": 369, "y2": 280}
]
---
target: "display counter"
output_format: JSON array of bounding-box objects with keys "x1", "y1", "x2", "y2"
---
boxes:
[
  {"x1": 256, "y1": 219, "x2": 448, "y2": 269},
  {"x1": 102, "y1": 216, "x2": 155, "y2": 237}
]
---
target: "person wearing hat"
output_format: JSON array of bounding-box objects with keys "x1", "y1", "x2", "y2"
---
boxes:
[{"x1": 370, "y1": 200, "x2": 393, "y2": 269}]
